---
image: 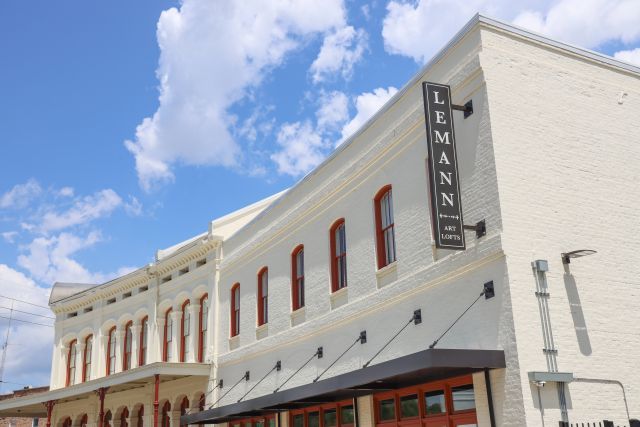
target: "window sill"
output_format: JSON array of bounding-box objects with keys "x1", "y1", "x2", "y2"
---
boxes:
[
  {"x1": 376, "y1": 261, "x2": 398, "y2": 288},
  {"x1": 290, "y1": 306, "x2": 306, "y2": 327},
  {"x1": 228, "y1": 335, "x2": 240, "y2": 351},
  {"x1": 255, "y1": 323, "x2": 268, "y2": 340},
  {"x1": 330, "y1": 286, "x2": 348, "y2": 310}
]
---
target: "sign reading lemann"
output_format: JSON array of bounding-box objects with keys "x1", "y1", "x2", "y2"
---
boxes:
[{"x1": 422, "y1": 82, "x2": 465, "y2": 250}]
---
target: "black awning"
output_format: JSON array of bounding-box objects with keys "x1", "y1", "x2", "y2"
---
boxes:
[{"x1": 182, "y1": 348, "x2": 505, "y2": 425}]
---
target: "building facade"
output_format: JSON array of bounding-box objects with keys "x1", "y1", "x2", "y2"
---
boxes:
[{"x1": 0, "y1": 14, "x2": 639, "y2": 427}]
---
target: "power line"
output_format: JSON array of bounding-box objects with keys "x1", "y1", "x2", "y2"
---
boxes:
[
  {"x1": 0, "y1": 315, "x2": 53, "y2": 328},
  {"x1": 0, "y1": 294, "x2": 50, "y2": 310},
  {"x1": 0, "y1": 306, "x2": 55, "y2": 320}
]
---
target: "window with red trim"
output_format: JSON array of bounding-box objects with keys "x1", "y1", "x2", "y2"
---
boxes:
[
  {"x1": 62, "y1": 417, "x2": 72, "y2": 427},
  {"x1": 161, "y1": 402, "x2": 171, "y2": 427},
  {"x1": 180, "y1": 300, "x2": 191, "y2": 362},
  {"x1": 123, "y1": 321, "x2": 133, "y2": 371},
  {"x1": 136, "y1": 406, "x2": 144, "y2": 427},
  {"x1": 198, "y1": 294, "x2": 208, "y2": 362},
  {"x1": 80, "y1": 414, "x2": 88, "y2": 427},
  {"x1": 330, "y1": 219, "x2": 347, "y2": 292},
  {"x1": 289, "y1": 401, "x2": 354, "y2": 427},
  {"x1": 106, "y1": 327, "x2": 116, "y2": 375},
  {"x1": 257, "y1": 267, "x2": 268, "y2": 326},
  {"x1": 231, "y1": 283, "x2": 240, "y2": 337},
  {"x1": 374, "y1": 186, "x2": 396, "y2": 269},
  {"x1": 372, "y1": 375, "x2": 476, "y2": 427},
  {"x1": 229, "y1": 414, "x2": 276, "y2": 427},
  {"x1": 163, "y1": 308, "x2": 173, "y2": 362},
  {"x1": 291, "y1": 245, "x2": 305, "y2": 311},
  {"x1": 139, "y1": 316, "x2": 148, "y2": 366},
  {"x1": 82, "y1": 335, "x2": 92, "y2": 382},
  {"x1": 104, "y1": 410, "x2": 113, "y2": 427},
  {"x1": 120, "y1": 407, "x2": 129, "y2": 427},
  {"x1": 66, "y1": 339, "x2": 77, "y2": 386},
  {"x1": 180, "y1": 396, "x2": 190, "y2": 416}
]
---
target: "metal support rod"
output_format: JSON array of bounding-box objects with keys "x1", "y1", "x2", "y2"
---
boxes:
[
  {"x1": 462, "y1": 220, "x2": 486, "y2": 238},
  {"x1": 451, "y1": 100, "x2": 473, "y2": 118},
  {"x1": 209, "y1": 372, "x2": 249, "y2": 409},
  {"x1": 484, "y1": 369, "x2": 496, "y2": 427},
  {"x1": 314, "y1": 332, "x2": 365, "y2": 382},
  {"x1": 429, "y1": 286, "x2": 487, "y2": 349},
  {"x1": 363, "y1": 311, "x2": 420, "y2": 368},
  {"x1": 274, "y1": 347, "x2": 322, "y2": 393},
  {"x1": 238, "y1": 361, "x2": 281, "y2": 402}
]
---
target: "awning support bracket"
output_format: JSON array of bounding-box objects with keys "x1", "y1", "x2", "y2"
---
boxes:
[
  {"x1": 363, "y1": 310, "x2": 421, "y2": 368},
  {"x1": 274, "y1": 347, "x2": 323, "y2": 393},
  {"x1": 209, "y1": 371, "x2": 249, "y2": 409},
  {"x1": 239, "y1": 361, "x2": 281, "y2": 402},
  {"x1": 314, "y1": 331, "x2": 366, "y2": 382}
]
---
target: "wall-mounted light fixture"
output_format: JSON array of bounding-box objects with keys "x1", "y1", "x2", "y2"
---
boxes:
[{"x1": 561, "y1": 249, "x2": 597, "y2": 264}]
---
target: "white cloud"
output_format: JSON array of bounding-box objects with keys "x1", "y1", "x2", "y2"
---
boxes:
[
  {"x1": 40, "y1": 189, "x2": 122, "y2": 233},
  {"x1": 2, "y1": 231, "x2": 18, "y2": 243},
  {"x1": 340, "y1": 87, "x2": 398, "y2": 143},
  {"x1": 614, "y1": 47, "x2": 640, "y2": 66},
  {"x1": 0, "y1": 179, "x2": 42, "y2": 209},
  {"x1": 0, "y1": 264, "x2": 52, "y2": 390},
  {"x1": 271, "y1": 121, "x2": 327, "y2": 176},
  {"x1": 125, "y1": 0, "x2": 347, "y2": 191},
  {"x1": 124, "y1": 196, "x2": 143, "y2": 217},
  {"x1": 310, "y1": 26, "x2": 368, "y2": 83},
  {"x1": 316, "y1": 91, "x2": 349, "y2": 131},
  {"x1": 382, "y1": 0, "x2": 640, "y2": 63},
  {"x1": 57, "y1": 187, "x2": 74, "y2": 197}
]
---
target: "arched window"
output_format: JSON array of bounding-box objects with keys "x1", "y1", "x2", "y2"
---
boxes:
[
  {"x1": 180, "y1": 300, "x2": 191, "y2": 362},
  {"x1": 198, "y1": 393, "x2": 205, "y2": 411},
  {"x1": 83, "y1": 335, "x2": 92, "y2": 382},
  {"x1": 62, "y1": 417, "x2": 72, "y2": 427},
  {"x1": 291, "y1": 245, "x2": 305, "y2": 311},
  {"x1": 161, "y1": 402, "x2": 171, "y2": 427},
  {"x1": 120, "y1": 407, "x2": 129, "y2": 427},
  {"x1": 230, "y1": 284, "x2": 240, "y2": 337},
  {"x1": 66, "y1": 339, "x2": 77, "y2": 386},
  {"x1": 136, "y1": 406, "x2": 144, "y2": 427},
  {"x1": 107, "y1": 326, "x2": 116, "y2": 375},
  {"x1": 257, "y1": 268, "x2": 268, "y2": 326},
  {"x1": 180, "y1": 396, "x2": 190, "y2": 416},
  {"x1": 139, "y1": 316, "x2": 148, "y2": 367},
  {"x1": 123, "y1": 321, "x2": 133, "y2": 371},
  {"x1": 374, "y1": 186, "x2": 396, "y2": 269},
  {"x1": 198, "y1": 294, "x2": 208, "y2": 363},
  {"x1": 104, "y1": 410, "x2": 113, "y2": 427},
  {"x1": 330, "y1": 219, "x2": 348, "y2": 292},
  {"x1": 80, "y1": 414, "x2": 88, "y2": 427},
  {"x1": 163, "y1": 308, "x2": 173, "y2": 362}
]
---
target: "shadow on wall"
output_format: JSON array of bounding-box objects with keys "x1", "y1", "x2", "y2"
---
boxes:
[{"x1": 563, "y1": 265, "x2": 592, "y2": 356}]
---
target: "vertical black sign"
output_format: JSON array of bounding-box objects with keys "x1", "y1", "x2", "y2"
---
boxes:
[{"x1": 422, "y1": 82, "x2": 465, "y2": 250}]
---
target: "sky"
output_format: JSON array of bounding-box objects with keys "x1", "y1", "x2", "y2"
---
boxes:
[{"x1": 1, "y1": 0, "x2": 639, "y2": 391}]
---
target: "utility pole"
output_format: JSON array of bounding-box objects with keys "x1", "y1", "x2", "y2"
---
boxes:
[{"x1": 0, "y1": 301, "x2": 14, "y2": 393}]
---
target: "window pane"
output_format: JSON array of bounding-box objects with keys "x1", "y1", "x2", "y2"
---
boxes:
[
  {"x1": 340, "y1": 406, "x2": 354, "y2": 425},
  {"x1": 323, "y1": 409, "x2": 336, "y2": 427},
  {"x1": 425, "y1": 390, "x2": 446, "y2": 415},
  {"x1": 293, "y1": 414, "x2": 304, "y2": 427},
  {"x1": 268, "y1": 419, "x2": 275, "y2": 427},
  {"x1": 452, "y1": 384, "x2": 475, "y2": 411},
  {"x1": 255, "y1": 421, "x2": 264, "y2": 427},
  {"x1": 379, "y1": 398, "x2": 395, "y2": 421},
  {"x1": 400, "y1": 394, "x2": 419, "y2": 418},
  {"x1": 307, "y1": 412, "x2": 319, "y2": 427}
]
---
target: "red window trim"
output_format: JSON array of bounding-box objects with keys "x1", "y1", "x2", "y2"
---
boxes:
[
  {"x1": 257, "y1": 267, "x2": 268, "y2": 326},
  {"x1": 291, "y1": 245, "x2": 305, "y2": 311},
  {"x1": 136, "y1": 406, "x2": 144, "y2": 427},
  {"x1": 163, "y1": 308, "x2": 173, "y2": 362},
  {"x1": 66, "y1": 339, "x2": 77, "y2": 386},
  {"x1": 82, "y1": 335, "x2": 92, "y2": 382},
  {"x1": 106, "y1": 326, "x2": 116, "y2": 376},
  {"x1": 372, "y1": 374, "x2": 476, "y2": 426},
  {"x1": 180, "y1": 396, "x2": 190, "y2": 416},
  {"x1": 289, "y1": 400, "x2": 354, "y2": 427},
  {"x1": 120, "y1": 407, "x2": 129, "y2": 427},
  {"x1": 230, "y1": 283, "x2": 240, "y2": 337},
  {"x1": 180, "y1": 300, "x2": 190, "y2": 362},
  {"x1": 198, "y1": 294, "x2": 208, "y2": 363},
  {"x1": 62, "y1": 417, "x2": 72, "y2": 427},
  {"x1": 329, "y1": 219, "x2": 347, "y2": 292},
  {"x1": 122, "y1": 321, "x2": 133, "y2": 371},
  {"x1": 228, "y1": 413, "x2": 276, "y2": 427},
  {"x1": 139, "y1": 316, "x2": 148, "y2": 367},
  {"x1": 80, "y1": 414, "x2": 88, "y2": 427},
  {"x1": 374, "y1": 185, "x2": 395, "y2": 270},
  {"x1": 161, "y1": 402, "x2": 171, "y2": 427}
]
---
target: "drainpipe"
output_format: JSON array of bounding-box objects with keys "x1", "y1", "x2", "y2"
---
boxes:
[{"x1": 153, "y1": 374, "x2": 160, "y2": 427}]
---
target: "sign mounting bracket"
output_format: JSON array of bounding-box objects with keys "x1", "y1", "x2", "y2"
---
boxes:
[
  {"x1": 462, "y1": 220, "x2": 486, "y2": 239},
  {"x1": 451, "y1": 100, "x2": 473, "y2": 118}
]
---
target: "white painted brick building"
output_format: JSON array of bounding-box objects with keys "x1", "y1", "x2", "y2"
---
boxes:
[{"x1": 0, "y1": 14, "x2": 638, "y2": 427}]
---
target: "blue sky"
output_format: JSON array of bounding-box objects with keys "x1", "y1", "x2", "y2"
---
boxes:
[{"x1": 1, "y1": 0, "x2": 639, "y2": 390}]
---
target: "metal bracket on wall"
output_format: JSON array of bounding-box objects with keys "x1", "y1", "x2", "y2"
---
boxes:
[
  {"x1": 463, "y1": 220, "x2": 486, "y2": 239},
  {"x1": 542, "y1": 348, "x2": 558, "y2": 354},
  {"x1": 451, "y1": 100, "x2": 473, "y2": 118}
]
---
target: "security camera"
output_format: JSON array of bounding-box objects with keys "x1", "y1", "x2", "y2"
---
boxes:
[{"x1": 534, "y1": 380, "x2": 546, "y2": 388}]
